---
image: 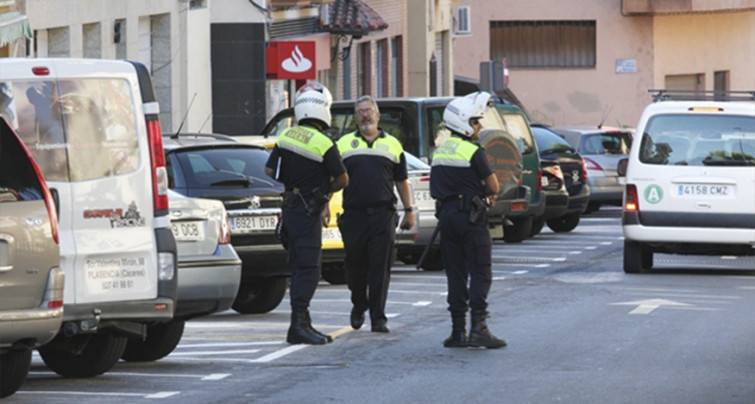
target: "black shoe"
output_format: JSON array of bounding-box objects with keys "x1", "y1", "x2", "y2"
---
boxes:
[
  {"x1": 371, "y1": 320, "x2": 389, "y2": 333},
  {"x1": 350, "y1": 307, "x2": 365, "y2": 330},
  {"x1": 288, "y1": 308, "x2": 328, "y2": 345}
]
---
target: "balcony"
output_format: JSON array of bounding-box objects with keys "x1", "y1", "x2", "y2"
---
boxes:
[
  {"x1": 269, "y1": 0, "x2": 334, "y2": 9},
  {"x1": 622, "y1": 0, "x2": 755, "y2": 15}
]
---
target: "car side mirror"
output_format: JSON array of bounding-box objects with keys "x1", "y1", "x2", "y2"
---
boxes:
[{"x1": 617, "y1": 158, "x2": 628, "y2": 177}]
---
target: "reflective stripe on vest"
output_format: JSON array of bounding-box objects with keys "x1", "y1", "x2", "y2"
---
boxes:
[
  {"x1": 276, "y1": 126, "x2": 333, "y2": 162},
  {"x1": 336, "y1": 131, "x2": 403, "y2": 164},
  {"x1": 431, "y1": 136, "x2": 478, "y2": 168}
]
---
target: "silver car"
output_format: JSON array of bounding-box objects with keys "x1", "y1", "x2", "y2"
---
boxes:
[
  {"x1": 0, "y1": 119, "x2": 64, "y2": 398},
  {"x1": 550, "y1": 125, "x2": 633, "y2": 213},
  {"x1": 120, "y1": 190, "x2": 241, "y2": 362},
  {"x1": 396, "y1": 152, "x2": 442, "y2": 271}
]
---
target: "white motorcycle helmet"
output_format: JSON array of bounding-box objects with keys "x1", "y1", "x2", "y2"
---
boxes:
[
  {"x1": 294, "y1": 81, "x2": 333, "y2": 128},
  {"x1": 443, "y1": 91, "x2": 491, "y2": 137}
]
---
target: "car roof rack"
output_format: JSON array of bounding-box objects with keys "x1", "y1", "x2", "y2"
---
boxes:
[{"x1": 650, "y1": 89, "x2": 755, "y2": 102}]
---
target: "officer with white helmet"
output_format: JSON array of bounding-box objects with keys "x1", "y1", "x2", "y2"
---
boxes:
[
  {"x1": 265, "y1": 82, "x2": 349, "y2": 345},
  {"x1": 430, "y1": 91, "x2": 506, "y2": 349}
]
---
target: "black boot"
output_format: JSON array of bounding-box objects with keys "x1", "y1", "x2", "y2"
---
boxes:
[
  {"x1": 287, "y1": 308, "x2": 328, "y2": 345},
  {"x1": 443, "y1": 312, "x2": 468, "y2": 348},
  {"x1": 468, "y1": 310, "x2": 507, "y2": 349},
  {"x1": 303, "y1": 309, "x2": 333, "y2": 343}
]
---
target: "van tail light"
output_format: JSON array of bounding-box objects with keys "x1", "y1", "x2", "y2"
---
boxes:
[
  {"x1": 579, "y1": 159, "x2": 588, "y2": 182},
  {"x1": 583, "y1": 157, "x2": 602, "y2": 171},
  {"x1": 535, "y1": 170, "x2": 542, "y2": 192},
  {"x1": 144, "y1": 102, "x2": 169, "y2": 215},
  {"x1": 624, "y1": 184, "x2": 639, "y2": 212},
  {"x1": 219, "y1": 211, "x2": 232, "y2": 245}
]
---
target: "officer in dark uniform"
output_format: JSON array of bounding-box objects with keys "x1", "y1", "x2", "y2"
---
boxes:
[
  {"x1": 430, "y1": 91, "x2": 506, "y2": 349},
  {"x1": 336, "y1": 95, "x2": 414, "y2": 333},
  {"x1": 265, "y1": 82, "x2": 349, "y2": 345}
]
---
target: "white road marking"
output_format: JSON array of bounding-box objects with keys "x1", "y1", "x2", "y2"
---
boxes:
[
  {"x1": 169, "y1": 349, "x2": 262, "y2": 356},
  {"x1": 17, "y1": 391, "x2": 179, "y2": 399},
  {"x1": 611, "y1": 298, "x2": 692, "y2": 314},
  {"x1": 412, "y1": 301, "x2": 432, "y2": 306}
]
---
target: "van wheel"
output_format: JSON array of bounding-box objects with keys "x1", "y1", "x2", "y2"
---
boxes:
[
  {"x1": 530, "y1": 218, "x2": 545, "y2": 237},
  {"x1": 322, "y1": 263, "x2": 347, "y2": 285},
  {"x1": 38, "y1": 333, "x2": 127, "y2": 378},
  {"x1": 624, "y1": 240, "x2": 653, "y2": 273},
  {"x1": 232, "y1": 277, "x2": 287, "y2": 314},
  {"x1": 0, "y1": 349, "x2": 31, "y2": 398},
  {"x1": 503, "y1": 217, "x2": 533, "y2": 243},
  {"x1": 546, "y1": 213, "x2": 581, "y2": 232},
  {"x1": 121, "y1": 319, "x2": 185, "y2": 362}
]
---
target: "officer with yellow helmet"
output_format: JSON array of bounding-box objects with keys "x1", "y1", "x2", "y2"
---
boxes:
[
  {"x1": 265, "y1": 82, "x2": 349, "y2": 345},
  {"x1": 430, "y1": 91, "x2": 506, "y2": 349}
]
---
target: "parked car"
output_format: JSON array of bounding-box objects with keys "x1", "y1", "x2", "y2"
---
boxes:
[
  {"x1": 495, "y1": 103, "x2": 545, "y2": 242},
  {"x1": 395, "y1": 152, "x2": 442, "y2": 271},
  {"x1": 531, "y1": 124, "x2": 591, "y2": 232},
  {"x1": 120, "y1": 190, "x2": 242, "y2": 362},
  {"x1": 258, "y1": 96, "x2": 528, "y2": 240},
  {"x1": 163, "y1": 133, "x2": 288, "y2": 314},
  {"x1": 621, "y1": 89, "x2": 755, "y2": 273},
  {"x1": 1, "y1": 58, "x2": 178, "y2": 378},
  {"x1": 0, "y1": 118, "x2": 64, "y2": 398},
  {"x1": 549, "y1": 125, "x2": 633, "y2": 213}
]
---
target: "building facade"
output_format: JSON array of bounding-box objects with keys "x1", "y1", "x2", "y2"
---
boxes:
[
  {"x1": 13, "y1": 0, "x2": 213, "y2": 134},
  {"x1": 453, "y1": 0, "x2": 755, "y2": 127}
]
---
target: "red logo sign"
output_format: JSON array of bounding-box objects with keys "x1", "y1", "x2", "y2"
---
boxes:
[{"x1": 267, "y1": 41, "x2": 316, "y2": 80}]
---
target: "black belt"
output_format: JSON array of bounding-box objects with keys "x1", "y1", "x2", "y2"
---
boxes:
[{"x1": 346, "y1": 203, "x2": 394, "y2": 215}]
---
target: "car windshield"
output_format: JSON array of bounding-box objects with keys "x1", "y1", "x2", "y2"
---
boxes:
[
  {"x1": 532, "y1": 127, "x2": 576, "y2": 156},
  {"x1": 170, "y1": 147, "x2": 276, "y2": 188},
  {"x1": 639, "y1": 114, "x2": 755, "y2": 166},
  {"x1": 580, "y1": 132, "x2": 632, "y2": 155},
  {"x1": 405, "y1": 151, "x2": 430, "y2": 171}
]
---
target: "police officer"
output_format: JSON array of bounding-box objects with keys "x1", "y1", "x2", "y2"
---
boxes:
[
  {"x1": 265, "y1": 82, "x2": 349, "y2": 345},
  {"x1": 429, "y1": 91, "x2": 506, "y2": 349},
  {"x1": 337, "y1": 95, "x2": 414, "y2": 333}
]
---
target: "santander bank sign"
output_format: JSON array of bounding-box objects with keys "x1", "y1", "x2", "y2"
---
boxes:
[{"x1": 266, "y1": 41, "x2": 316, "y2": 80}]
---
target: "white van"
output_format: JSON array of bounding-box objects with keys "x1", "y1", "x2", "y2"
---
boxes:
[
  {"x1": 621, "y1": 90, "x2": 755, "y2": 273},
  {"x1": 0, "y1": 58, "x2": 178, "y2": 377}
]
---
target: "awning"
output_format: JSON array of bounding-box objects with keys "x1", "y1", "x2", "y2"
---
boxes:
[
  {"x1": 322, "y1": 0, "x2": 388, "y2": 37},
  {"x1": 0, "y1": 11, "x2": 32, "y2": 47}
]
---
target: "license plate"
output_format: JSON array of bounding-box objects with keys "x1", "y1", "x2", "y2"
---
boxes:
[
  {"x1": 676, "y1": 184, "x2": 733, "y2": 198},
  {"x1": 231, "y1": 215, "x2": 277, "y2": 232},
  {"x1": 414, "y1": 190, "x2": 433, "y2": 203},
  {"x1": 171, "y1": 221, "x2": 204, "y2": 241},
  {"x1": 322, "y1": 227, "x2": 342, "y2": 241}
]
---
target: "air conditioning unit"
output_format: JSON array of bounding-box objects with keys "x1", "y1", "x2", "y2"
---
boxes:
[{"x1": 453, "y1": 6, "x2": 472, "y2": 36}]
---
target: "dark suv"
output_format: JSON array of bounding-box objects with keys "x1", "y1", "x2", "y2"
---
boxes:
[
  {"x1": 259, "y1": 97, "x2": 528, "y2": 241},
  {"x1": 163, "y1": 133, "x2": 287, "y2": 314}
]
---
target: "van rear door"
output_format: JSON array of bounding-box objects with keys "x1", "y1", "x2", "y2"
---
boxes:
[{"x1": 0, "y1": 59, "x2": 159, "y2": 305}]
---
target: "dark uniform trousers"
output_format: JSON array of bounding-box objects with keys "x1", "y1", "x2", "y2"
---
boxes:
[
  {"x1": 438, "y1": 200, "x2": 492, "y2": 315},
  {"x1": 283, "y1": 201, "x2": 323, "y2": 309},
  {"x1": 338, "y1": 206, "x2": 398, "y2": 323}
]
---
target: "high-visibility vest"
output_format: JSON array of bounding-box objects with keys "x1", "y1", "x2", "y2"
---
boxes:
[
  {"x1": 276, "y1": 125, "x2": 334, "y2": 162},
  {"x1": 337, "y1": 131, "x2": 404, "y2": 164}
]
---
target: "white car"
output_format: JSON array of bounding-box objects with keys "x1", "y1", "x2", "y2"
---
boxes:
[
  {"x1": 120, "y1": 190, "x2": 241, "y2": 362},
  {"x1": 621, "y1": 89, "x2": 755, "y2": 273},
  {"x1": 396, "y1": 152, "x2": 442, "y2": 271}
]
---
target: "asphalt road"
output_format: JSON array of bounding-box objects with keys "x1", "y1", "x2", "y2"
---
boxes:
[{"x1": 11, "y1": 207, "x2": 755, "y2": 403}]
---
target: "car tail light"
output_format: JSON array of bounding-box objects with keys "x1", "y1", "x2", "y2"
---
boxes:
[
  {"x1": 535, "y1": 170, "x2": 542, "y2": 191},
  {"x1": 624, "y1": 184, "x2": 639, "y2": 212},
  {"x1": 219, "y1": 211, "x2": 232, "y2": 244},
  {"x1": 15, "y1": 127, "x2": 59, "y2": 244},
  {"x1": 144, "y1": 102, "x2": 169, "y2": 215},
  {"x1": 583, "y1": 157, "x2": 602, "y2": 171},
  {"x1": 32, "y1": 66, "x2": 50, "y2": 76},
  {"x1": 419, "y1": 176, "x2": 430, "y2": 182},
  {"x1": 579, "y1": 159, "x2": 588, "y2": 182}
]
